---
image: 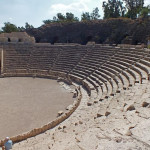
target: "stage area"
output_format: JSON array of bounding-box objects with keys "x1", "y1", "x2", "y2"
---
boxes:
[{"x1": 0, "y1": 77, "x2": 75, "y2": 139}]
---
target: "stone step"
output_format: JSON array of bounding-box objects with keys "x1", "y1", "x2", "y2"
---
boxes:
[
  {"x1": 95, "y1": 70, "x2": 118, "y2": 95},
  {"x1": 89, "y1": 74, "x2": 111, "y2": 98}
]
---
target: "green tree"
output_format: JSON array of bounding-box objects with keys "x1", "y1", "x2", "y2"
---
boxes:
[
  {"x1": 103, "y1": 0, "x2": 125, "y2": 19},
  {"x1": 25, "y1": 22, "x2": 34, "y2": 29},
  {"x1": 53, "y1": 16, "x2": 57, "y2": 21},
  {"x1": 139, "y1": 5, "x2": 150, "y2": 18},
  {"x1": 90, "y1": 7, "x2": 100, "y2": 20},
  {"x1": 2, "y1": 22, "x2": 19, "y2": 33},
  {"x1": 43, "y1": 12, "x2": 79, "y2": 24},
  {"x1": 18, "y1": 26, "x2": 25, "y2": 32},
  {"x1": 81, "y1": 12, "x2": 91, "y2": 21},
  {"x1": 43, "y1": 19, "x2": 53, "y2": 24},
  {"x1": 65, "y1": 12, "x2": 79, "y2": 21},
  {"x1": 123, "y1": 0, "x2": 144, "y2": 19},
  {"x1": 56, "y1": 13, "x2": 66, "y2": 21}
]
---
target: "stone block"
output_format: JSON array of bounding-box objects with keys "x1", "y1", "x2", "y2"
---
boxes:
[
  {"x1": 87, "y1": 102, "x2": 92, "y2": 106},
  {"x1": 57, "y1": 111, "x2": 64, "y2": 117},
  {"x1": 0, "y1": 37, "x2": 8, "y2": 43},
  {"x1": 10, "y1": 37, "x2": 18, "y2": 42}
]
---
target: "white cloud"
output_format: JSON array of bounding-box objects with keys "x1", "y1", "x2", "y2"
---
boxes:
[
  {"x1": 9, "y1": 18, "x2": 13, "y2": 21},
  {"x1": 48, "y1": 0, "x2": 91, "y2": 18},
  {"x1": 144, "y1": 0, "x2": 149, "y2": 6}
]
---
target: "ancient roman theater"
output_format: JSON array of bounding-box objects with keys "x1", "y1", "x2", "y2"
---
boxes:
[{"x1": 0, "y1": 32, "x2": 150, "y2": 149}]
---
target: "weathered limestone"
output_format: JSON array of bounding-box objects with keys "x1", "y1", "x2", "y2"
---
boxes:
[
  {"x1": 0, "y1": 37, "x2": 150, "y2": 149},
  {"x1": 57, "y1": 111, "x2": 64, "y2": 117},
  {"x1": 0, "y1": 32, "x2": 35, "y2": 43},
  {"x1": 10, "y1": 37, "x2": 18, "y2": 42},
  {"x1": 0, "y1": 37, "x2": 8, "y2": 43}
]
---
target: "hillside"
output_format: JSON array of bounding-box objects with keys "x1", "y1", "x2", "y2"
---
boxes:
[{"x1": 26, "y1": 18, "x2": 150, "y2": 45}]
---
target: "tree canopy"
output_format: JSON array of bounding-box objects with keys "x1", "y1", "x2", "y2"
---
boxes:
[
  {"x1": 2, "y1": 22, "x2": 19, "y2": 33},
  {"x1": 103, "y1": 0, "x2": 125, "y2": 19},
  {"x1": 103, "y1": 0, "x2": 149, "y2": 19},
  {"x1": 25, "y1": 22, "x2": 34, "y2": 29},
  {"x1": 0, "y1": 22, "x2": 34, "y2": 33},
  {"x1": 43, "y1": 12, "x2": 79, "y2": 24},
  {"x1": 81, "y1": 8, "x2": 100, "y2": 21},
  {"x1": 139, "y1": 6, "x2": 150, "y2": 18},
  {"x1": 0, "y1": 0, "x2": 150, "y2": 33},
  {"x1": 43, "y1": 8, "x2": 100, "y2": 24},
  {"x1": 123, "y1": 0, "x2": 144, "y2": 19},
  {"x1": 81, "y1": 12, "x2": 91, "y2": 21},
  {"x1": 91, "y1": 7, "x2": 101, "y2": 20}
]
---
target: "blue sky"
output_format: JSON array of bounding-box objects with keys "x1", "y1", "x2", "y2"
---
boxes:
[
  {"x1": 0, "y1": 0, "x2": 149, "y2": 29},
  {"x1": 0, "y1": 0, "x2": 103, "y2": 29}
]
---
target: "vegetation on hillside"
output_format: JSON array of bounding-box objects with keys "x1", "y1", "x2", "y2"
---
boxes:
[
  {"x1": 42, "y1": 0, "x2": 149, "y2": 24},
  {"x1": 0, "y1": 22, "x2": 34, "y2": 33},
  {"x1": 0, "y1": 0, "x2": 149, "y2": 33}
]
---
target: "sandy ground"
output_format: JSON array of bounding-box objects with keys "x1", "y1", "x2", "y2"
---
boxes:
[
  {"x1": 6, "y1": 80, "x2": 150, "y2": 150},
  {"x1": 0, "y1": 77, "x2": 75, "y2": 139}
]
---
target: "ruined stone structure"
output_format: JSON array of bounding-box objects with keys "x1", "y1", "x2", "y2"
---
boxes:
[
  {"x1": 1, "y1": 32, "x2": 150, "y2": 149},
  {"x1": 0, "y1": 32, "x2": 35, "y2": 43}
]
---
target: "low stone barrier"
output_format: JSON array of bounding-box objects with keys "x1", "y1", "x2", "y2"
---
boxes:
[{"x1": 0, "y1": 70, "x2": 82, "y2": 147}]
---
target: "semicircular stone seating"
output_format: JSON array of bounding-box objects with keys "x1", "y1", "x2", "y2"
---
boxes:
[
  {"x1": 1, "y1": 43, "x2": 150, "y2": 144},
  {"x1": 3, "y1": 44, "x2": 150, "y2": 101}
]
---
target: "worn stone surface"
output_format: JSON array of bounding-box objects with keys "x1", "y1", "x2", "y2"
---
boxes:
[{"x1": 6, "y1": 81, "x2": 150, "y2": 150}]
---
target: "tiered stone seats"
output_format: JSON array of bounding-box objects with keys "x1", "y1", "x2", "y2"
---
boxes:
[
  {"x1": 3, "y1": 44, "x2": 31, "y2": 73},
  {"x1": 111, "y1": 48, "x2": 149, "y2": 82},
  {"x1": 29, "y1": 45, "x2": 61, "y2": 71},
  {"x1": 68, "y1": 46, "x2": 150, "y2": 103},
  {"x1": 92, "y1": 48, "x2": 149, "y2": 100},
  {"x1": 2, "y1": 42, "x2": 150, "y2": 147},
  {"x1": 51, "y1": 45, "x2": 87, "y2": 73},
  {"x1": 68, "y1": 46, "x2": 118, "y2": 100},
  {"x1": 140, "y1": 54, "x2": 150, "y2": 78},
  {"x1": 70, "y1": 46, "x2": 116, "y2": 77},
  {"x1": 3, "y1": 44, "x2": 150, "y2": 103}
]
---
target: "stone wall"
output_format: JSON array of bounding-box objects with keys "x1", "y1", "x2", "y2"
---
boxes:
[{"x1": 0, "y1": 32, "x2": 35, "y2": 43}]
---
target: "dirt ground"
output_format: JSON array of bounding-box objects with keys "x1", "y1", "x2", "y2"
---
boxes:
[{"x1": 0, "y1": 77, "x2": 75, "y2": 139}]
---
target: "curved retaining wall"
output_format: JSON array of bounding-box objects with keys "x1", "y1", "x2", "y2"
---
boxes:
[{"x1": 0, "y1": 70, "x2": 82, "y2": 147}]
